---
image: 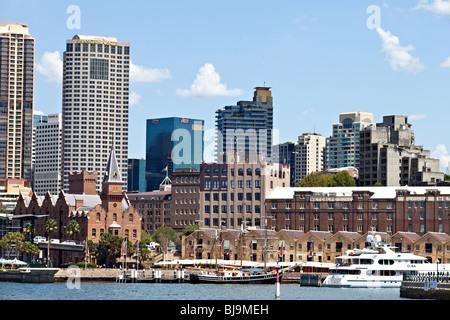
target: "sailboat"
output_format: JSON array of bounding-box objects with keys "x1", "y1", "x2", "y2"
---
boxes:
[{"x1": 189, "y1": 222, "x2": 290, "y2": 284}]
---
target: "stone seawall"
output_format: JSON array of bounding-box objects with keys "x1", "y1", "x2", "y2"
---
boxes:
[{"x1": 400, "y1": 281, "x2": 450, "y2": 300}]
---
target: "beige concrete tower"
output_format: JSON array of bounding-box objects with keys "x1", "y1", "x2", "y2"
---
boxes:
[{"x1": 0, "y1": 22, "x2": 35, "y2": 180}]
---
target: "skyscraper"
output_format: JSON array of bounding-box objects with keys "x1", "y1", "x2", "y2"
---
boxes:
[
  {"x1": 215, "y1": 87, "x2": 273, "y2": 163},
  {"x1": 34, "y1": 114, "x2": 62, "y2": 196},
  {"x1": 145, "y1": 117, "x2": 204, "y2": 191},
  {"x1": 0, "y1": 22, "x2": 34, "y2": 180},
  {"x1": 61, "y1": 35, "x2": 130, "y2": 193},
  {"x1": 278, "y1": 133, "x2": 326, "y2": 186},
  {"x1": 325, "y1": 111, "x2": 374, "y2": 170}
]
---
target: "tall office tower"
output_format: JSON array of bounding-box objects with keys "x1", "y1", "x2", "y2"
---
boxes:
[
  {"x1": 215, "y1": 87, "x2": 273, "y2": 163},
  {"x1": 127, "y1": 158, "x2": 145, "y2": 192},
  {"x1": 0, "y1": 22, "x2": 34, "y2": 180},
  {"x1": 146, "y1": 117, "x2": 204, "y2": 192},
  {"x1": 359, "y1": 115, "x2": 444, "y2": 186},
  {"x1": 34, "y1": 114, "x2": 62, "y2": 196},
  {"x1": 278, "y1": 133, "x2": 326, "y2": 186},
  {"x1": 62, "y1": 35, "x2": 130, "y2": 193},
  {"x1": 32, "y1": 111, "x2": 48, "y2": 184},
  {"x1": 325, "y1": 111, "x2": 374, "y2": 170}
]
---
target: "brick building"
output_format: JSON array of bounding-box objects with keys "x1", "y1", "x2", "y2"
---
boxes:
[
  {"x1": 182, "y1": 228, "x2": 450, "y2": 264},
  {"x1": 13, "y1": 149, "x2": 141, "y2": 266},
  {"x1": 266, "y1": 186, "x2": 450, "y2": 236},
  {"x1": 200, "y1": 153, "x2": 290, "y2": 229}
]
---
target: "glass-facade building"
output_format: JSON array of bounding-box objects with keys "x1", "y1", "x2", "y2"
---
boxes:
[
  {"x1": 0, "y1": 22, "x2": 34, "y2": 180},
  {"x1": 127, "y1": 158, "x2": 145, "y2": 192},
  {"x1": 145, "y1": 117, "x2": 204, "y2": 191}
]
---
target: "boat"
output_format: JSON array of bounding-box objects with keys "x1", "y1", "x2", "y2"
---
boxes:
[
  {"x1": 0, "y1": 258, "x2": 59, "y2": 283},
  {"x1": 189, "y1": 266, "x2": 283, "y2": 284},
  {"x1": 323, "y1": 234, "x2": 450, "y2": 288}
]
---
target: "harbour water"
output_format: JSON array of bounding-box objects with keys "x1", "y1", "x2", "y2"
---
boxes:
[{"x1": 0, "y1": 282, "x2": 406, "y2": 300}]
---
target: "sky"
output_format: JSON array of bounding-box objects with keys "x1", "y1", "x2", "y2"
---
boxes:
[{"x1": 3, "y1": 0, "x2": 450, "y2": 171}]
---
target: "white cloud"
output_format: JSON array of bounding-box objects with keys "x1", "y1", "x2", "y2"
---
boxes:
[
  {"x1": 415, "y1": 0, "x2": 450, "y2": 15},
  {"x1": 176, "y1": 63, "x2": 244, "y2": 97},
  {"x1": 432, "y1": 144, "x2": 450, "y2": 171},
  {"x1": 440, "y1": 57, "x2": 450, "y2": 68},
  {"x1": 130, "y1": 61, "x2": 171, "y2": 82},
  {"x1": 129, "y1": 91, "x2": 141, "y2": 106},
  {"x1": 376, "y1": 28, "x2": 425, "y2": 73},
  {"x1": 409, "y1": 114, "x2": 427, "y2": 121},
  {"x1": 36, "y1": 51, "x2": 63, "y2": 83}
]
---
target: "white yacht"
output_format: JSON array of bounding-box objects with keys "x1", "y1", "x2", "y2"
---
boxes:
[{"x1": 323, "y1": 234, "x2": 450, "y2": 288}]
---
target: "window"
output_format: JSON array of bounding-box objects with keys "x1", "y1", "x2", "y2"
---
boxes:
[
  {"x1": 90, "y1": 59, "x2": 109, "y2": 80},
  {"x1": 129, "y1": 214, "x2": 133, "y2": 222}
]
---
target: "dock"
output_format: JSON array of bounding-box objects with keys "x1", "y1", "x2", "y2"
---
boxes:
[{"x1": 400, "y1": 272, "x2": 450, "y2": 300}]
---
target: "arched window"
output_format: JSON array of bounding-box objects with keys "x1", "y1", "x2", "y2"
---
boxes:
[
  {"x1": 113, "y1": 213, "x2": 117, "y2": 221},
  {"x1": 255, "y1": 168, "x2": 261, "y2": 176},
  {"x1": 247, "y1": 168, "x2": 252, "y2": 176},
  {"x1": 96, "y1": 212, "x2": 101, "y2": 222},
  {"x1": 129, "y1": 214, "x2": 133, "y2": 222},
  {"x1": 238, "y1": 169, "x2": 244, "y2": 176}
]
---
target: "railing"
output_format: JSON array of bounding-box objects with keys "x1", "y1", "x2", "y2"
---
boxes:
[{"x1": 403, "y1": 272, "x2": 450, "y2": 283}]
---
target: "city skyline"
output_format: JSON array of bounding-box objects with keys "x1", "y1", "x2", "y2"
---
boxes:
[{"x1": 3, "y1": 1, "x2": 450, "y2": 172}]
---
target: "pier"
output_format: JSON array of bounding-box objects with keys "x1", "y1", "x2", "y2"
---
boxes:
[{"x1": 400, "y1": 272, "x2": 450, "y2": 300}]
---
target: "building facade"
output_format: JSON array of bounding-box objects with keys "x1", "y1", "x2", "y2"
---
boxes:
[
  {"x1": 13, "y1": 149, "x2": 141, "y2": 267},
  {"x1": 128, "y1": 190, "x2": 172, "y2": 234},
  {"x1": 0, "y1": 22, "x2": 34, "y2": 180},
  {"x1": 61, "y1": 35, "x2": 130, "y2": 193},
  {"x1": 127, "y1": 158, "x2": 145, "y2": 192},
  {"x1": 170, "y1": 169, "x2": 201, "y2": 233},
  {"x1": 266, "y1": 186, "x2": 450, "y2": 236},
  {"x1": 326, "y1": 112, "x2": 374, "y2": 170},
  {"x1": 145, "y1": 117, "x2": 204, "y2": 192},
  {"x1": 200, "y1": 155, "x2": 290, "y2": 229},
  {"x1": 215, "y1": 87, "x2": 274, "y2": 162},
  {"x1": 182, "y1": 228, "x2": 450, "y2": 264},
  {"x1": 278, "y1": 133, "x2": 326, "y2": 186},
  {"x1": 33, "y1": 113, "x2": 62, "y2": 196},
  {"x1": 359, "y1": 115, "x2": 443, "y2": 187}
]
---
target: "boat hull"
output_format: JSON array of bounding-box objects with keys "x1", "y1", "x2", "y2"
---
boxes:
[
  {"x1": 0, "y1": 268, "x2": 59, "y2": 283},
  {"x1": 322, "y1": 275, "x2": 402, "y2": 288},
  {"x1": 190, "y1": 273, "x2": 281, "y2": 284}
]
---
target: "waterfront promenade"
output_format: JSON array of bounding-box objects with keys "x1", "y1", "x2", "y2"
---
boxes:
[
  {"x1": 54, "y1": 268, "x2": 306, "y2": 283},
  {"x1": 400, "y1": 273, "x2": 450, "y2": 300}
]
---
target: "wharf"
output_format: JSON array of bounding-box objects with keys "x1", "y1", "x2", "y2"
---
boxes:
[
  {"x1": 54, "y1": 268, "x2": 313, "y2": 284},
  {"x1": 55, "y1": 268, "x2": 189, "y2": 283},
  {"x1": 400, "y1": 273, "x2": 450, "y2": 300}
]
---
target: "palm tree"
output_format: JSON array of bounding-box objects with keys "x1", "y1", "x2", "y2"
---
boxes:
[
  {"x1": 65, "y1": 220, "x2": 80, "y2": 240},
  {"x1": 0, "y1": 232, "x2": 25, "y2": 259},
  {"x1": 45, "y1": 219, "x2": 58, "y2": 238}
]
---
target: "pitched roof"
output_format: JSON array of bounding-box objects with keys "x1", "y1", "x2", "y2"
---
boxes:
[{"x1": 102, "y1": 149, "x2": 123, "y2": 184}]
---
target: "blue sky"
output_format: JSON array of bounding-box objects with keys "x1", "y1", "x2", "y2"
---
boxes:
[{"x1": 3, "y1": 0, "x2": 450, "y2": 170}]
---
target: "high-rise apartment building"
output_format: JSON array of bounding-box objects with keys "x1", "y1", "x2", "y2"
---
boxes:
[
  {"x1": 145, "y1": 117, "x2": 204, "y2": 192},
  {"x1": 359, "y1": 115, "x2": 444, "y2": 186},
  {"x1": 326, "y1": 111, "x2": 374, "y2": 170},
  {"x1": 62, "y1": 35, "x2": 130, "y2": 193},
  {"x1": 215, "y1": 87, "x2": 274, "y2": 163},
  {"x1": 34, "y1": 114, "x2": 62, "y2": 196},
  {"x1": 0, "y1": 22, "x2": 34, "y2": 180},
  {"x1": 279, "y1": 133, "x2": 326, "y2": 186}
]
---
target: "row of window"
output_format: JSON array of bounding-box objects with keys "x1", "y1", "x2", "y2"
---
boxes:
[
  {"x1": 204, "y1": 180, "x2": 261, "y2": 189},
  {"x1": 205, "y1": 192, "x2": 261, "y2": 201},
  {"x1": 204, "y1": 204, "x2": 261, "y2": 214}
]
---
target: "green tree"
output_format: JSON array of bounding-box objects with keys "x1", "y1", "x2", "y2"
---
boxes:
[
  {"x1": 327, "y1": 171, "x2": 356, "y2": 187},
  {"x1": 182, "y1": 225, "x2": 199, "y2": 236},
  {"x1": 296, "y1": 172, "x2": 331, "y2": 187},
  {"x1": 45, "y1": 219, "x2": 58, "y2": 238},
  {"x1": 141, "y1": 229, "x2": 154, "y2": 244},
  {"x1": 97, "y1": 232, "x2": 122, "y2": 266},
  {"x1": 65, "y1": 220, "x2": 80, "y2": 239},
  {"x1": 153, "y1": 226, "x2": 177, "y2": 246},
  {"x1": 0, "y1": 232, "x2": 25, "y2": 259},
  {"x1": 374, "y1": 182, "x2": 383, "y2": 187}
]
